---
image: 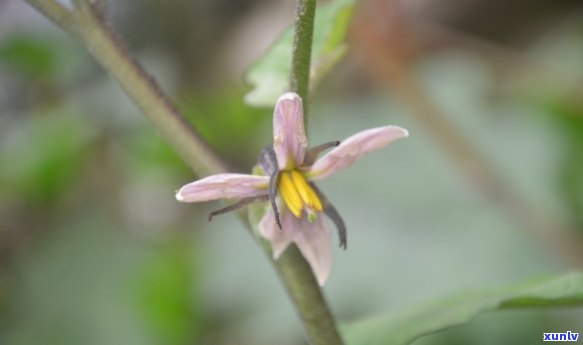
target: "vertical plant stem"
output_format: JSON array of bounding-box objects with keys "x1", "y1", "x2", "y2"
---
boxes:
[
  {"x1": 290, "y1": 0, "x2": 316, "y2": 119},
  {"x1": 273, "y1": 246, "x2": 345, "y2": 345},
  {"x1": 283, "y1": 1, "x2": 345, "y2": 344},
  {"x1": 25, "y1": 1, "x2": 344, "y2": 344}
]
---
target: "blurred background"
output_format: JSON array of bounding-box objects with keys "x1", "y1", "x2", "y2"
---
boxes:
[{"x1": 1, "y1": 0, "x2": 583, "y2": 344}]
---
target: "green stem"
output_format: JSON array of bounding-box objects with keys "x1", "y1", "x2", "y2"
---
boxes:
[
  {"x1": 25, "y1": 1, "x2": 343, "y2": 344},
  {"x1": 284, "y1": 0, "x2": 345, "y2": 344},
  {"x1": 25, "y1": 0, "x2": 73, "y2": 29},
  {"x1": 273, "y1": 246, "x2": 344, "y2": 345},
  {"x1": 25, "y1": 0, "x2": 228, "y2": 177},
  {"x1": 290, "y1": 0, "x2": 316, "y2": 119}
]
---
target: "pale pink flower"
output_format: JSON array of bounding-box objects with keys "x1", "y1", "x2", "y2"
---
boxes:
[{"x1": 176, "y1": 93, "x2": 408, "y2": 285}]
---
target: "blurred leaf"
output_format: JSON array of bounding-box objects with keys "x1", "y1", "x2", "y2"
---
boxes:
[
  {"x1": 539, "y1": 99, "x2": 583, "y2": 229},
  {"x1": 0, "y1": 36, "x2": 58, "y2": 78},
  {"x1": 132, "y1": 239, "x2": 202, "y2": 345},
  {"x1": 342, "y1": 272, "x2": 583, "y2": 345},
  {"x1": 180, "y1": 90, "x2": 268, "y2": 169},
  {"x1": 0, "y1": 111, "x2": 95, "y2": 204},
  {"x1": 244, "y1": 0, "x2": 354, "y2": 107},
  {"x1": 125, "y1": 126, "x2": 186, "y2": 174}
]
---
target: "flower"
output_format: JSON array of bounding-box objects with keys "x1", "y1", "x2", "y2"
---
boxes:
[{"x1": 175, "y1": 92, "x2": 408, "y2": 285}]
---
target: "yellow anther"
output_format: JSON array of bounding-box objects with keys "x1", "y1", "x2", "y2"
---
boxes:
[
  {"x1": 290, "y1": 170, "x2": 323, "y2": 212},
  {"x1": 279, "y1": 170, "x2": 324, "y2": 219},
  {"x1": 278, "y1": 172, "x2": 302, "y2": 218}
]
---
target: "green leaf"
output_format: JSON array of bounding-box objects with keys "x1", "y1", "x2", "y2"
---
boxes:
[
  {"x1": 0, "y1": 110, "x2": 95, "y2": 204},
  {"x1": 244, "y1": 0, "x2": 354, "y2": 107},
  {"x1": 342, "y1": 272, "x2": 583, "y2": 345},
  {"x1": 131, "y1": 240, "x2": 202, "y2": 345},
  {"x1": 536, "y1": 98, "x2": 583, "y2": 229},
  {"x1": 0, "y1": 36, "x2": 58, "y2": 78}
]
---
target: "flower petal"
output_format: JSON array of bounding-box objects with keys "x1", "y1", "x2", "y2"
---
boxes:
[
  {"x1": 307, "y1": 126, "x2": 409, "y2": 180},
  {"x1": 293, "y1": 215, "x2": 332, "y2": 286},
  {"x1": 273, "y1": 92, "x2": 308, "y2": 169},
  {"x1": 175, "y1": 173, "x2": 269, "y2": 202},
  {"x1": 259, "y1": 207, "x2": 295, "y2": 258},
  {"x1": 259, "y1": 208, "x2": 333, "y2": 286}
]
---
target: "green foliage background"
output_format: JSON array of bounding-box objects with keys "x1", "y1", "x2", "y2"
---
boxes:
[{"x1": 1, "y1": 1, "x2": 583, "y2": 344}]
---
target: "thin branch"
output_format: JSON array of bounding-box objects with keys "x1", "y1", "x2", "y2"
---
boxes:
[
  {"x1": 25, "y1": 0, "x2": 74, "y2": 29},
  {"x1": 25, "y1": 0, "x2": 228, "y2": 177}
]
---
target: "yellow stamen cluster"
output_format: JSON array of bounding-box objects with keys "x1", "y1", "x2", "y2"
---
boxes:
[{"x1": 278, "y1": 170, "x2": 323, "y2": 219}]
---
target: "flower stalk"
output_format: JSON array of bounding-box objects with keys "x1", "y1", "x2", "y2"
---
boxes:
[
  {"x1": 290, "y1": 0, "x2": 316, "y2": 118},
  {"x1": 273, "y1": 245, "x2": 343, "y2": 345},
  {"x1": 287, "y1": 0, "x2": 343, "y2": 342}
]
